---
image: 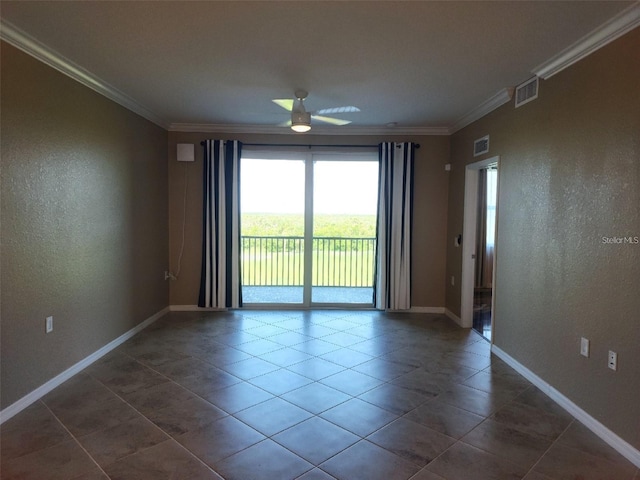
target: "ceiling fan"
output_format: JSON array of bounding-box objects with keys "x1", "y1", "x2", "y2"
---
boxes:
[{"x1": 273, "y1": 90, "x2": 360, "y2": 132}]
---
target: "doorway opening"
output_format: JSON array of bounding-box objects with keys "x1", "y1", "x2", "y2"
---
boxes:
[
  {"x1": 473, "y1": 166, "x2": 497, "y2": 339},
  {"x1": 239, "y1": 148, "x2": 379, "y2": 307},
  {"x1": 461, "y1": 157, "x2": 499, "y2": 341}
]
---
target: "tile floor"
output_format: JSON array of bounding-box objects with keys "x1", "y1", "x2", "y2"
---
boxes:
[{"x1": 1, "y1": 310, "x2": 637, "y2": 480}]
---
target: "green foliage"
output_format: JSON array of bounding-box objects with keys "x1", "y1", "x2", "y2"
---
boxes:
[
  {"x1": 314, "y1": 214, "x2": 377, "y2": 238},
  {"x1": 241, "y1": 213, "x2": 376, "y2": 238},
  {"x1": 241, "y1": 213, "x2": 303, "y2": 237}
]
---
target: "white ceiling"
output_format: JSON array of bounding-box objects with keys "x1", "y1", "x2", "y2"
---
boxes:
[{"x1": 1, "y1": 1, "x2": 637, "y2": 134}]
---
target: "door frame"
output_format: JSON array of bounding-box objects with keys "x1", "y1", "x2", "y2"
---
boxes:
[{"x1": 460, "y1": 156, "x2": 499, "y2": 332}]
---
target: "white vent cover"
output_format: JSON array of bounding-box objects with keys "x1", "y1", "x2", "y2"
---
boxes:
[
  {"x1": 177, "y1": 143, "x2": 195, "y2": 162},
  {"x1": 474, "y1": 135, "x2": 490, "y2": 157},
  {"x1": 515, "y1": 77, "x2": 539, "y2": 108}
]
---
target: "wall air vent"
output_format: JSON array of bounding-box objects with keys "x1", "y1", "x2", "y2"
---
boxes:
[
  {"x1": 473, "y1": 135, "x2": 490, "y2": 157},
  {"x1": 515, "y1": 76, "x2": 539, "y2": 108}
]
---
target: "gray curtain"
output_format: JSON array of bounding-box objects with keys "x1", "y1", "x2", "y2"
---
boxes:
[
  {"x1": 375, "y1": 142, "x2": 414, "y2": 310},
  {"x1": 198, "y1": 140, "x2": 242, "y2": 308}
]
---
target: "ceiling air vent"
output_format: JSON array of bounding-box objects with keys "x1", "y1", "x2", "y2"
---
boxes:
[
  {"x1": 515, "y1": 76, "x2": 539, "y2": 108},
  {"x1": 474, "y1": 135, "x2": 490, "y2": 157}
]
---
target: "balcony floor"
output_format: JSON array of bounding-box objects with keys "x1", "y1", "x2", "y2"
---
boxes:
[{"x1": 242, "y1": 286, "x2": 373, "y2": 305}]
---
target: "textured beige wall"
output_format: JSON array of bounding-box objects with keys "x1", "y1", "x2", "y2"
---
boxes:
[
  {"x1": 1, "y1": 43, "x2": 169, "y2": 409},
  {"x1": 446, "y1": 29, "x2": 640, "y2": 448},
  {"x1": 167, "y1": 132, "x2": 449, "y2": 309}
]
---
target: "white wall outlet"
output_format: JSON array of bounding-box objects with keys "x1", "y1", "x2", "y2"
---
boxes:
[
  {"x1": 45, "y1": 316, "x2": 53, "y2": 333},
  {"x1": 580, "y1": 337, "x2": 590, "y2": 357},
  {"x1": 608, "y1": 351, "x2": 618, "y2": 371}
]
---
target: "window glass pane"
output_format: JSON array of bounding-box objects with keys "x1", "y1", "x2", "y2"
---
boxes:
[
  {"x1": 312, "y1": 160, "x2": 378, "y2": 304},
  {"x1": 241, "y1": 159, "x2": 305, "y2": 303},
  {"x1": 486, "y1": 168, "x2": 498, "y2": 247}
]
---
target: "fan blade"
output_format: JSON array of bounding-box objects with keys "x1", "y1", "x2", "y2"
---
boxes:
[
  {"x1": 272, "y1": 99, "x2": 294, "y2": 111},
  {"x1": 278, "y1": 119, "x2": 292, "y2": 127},
  {"x1": 314, "y1": 106, "x2": 360, "y2": 115},
  {"x1": 311, "y1": 115, "x2": 352, "y2": 126}
]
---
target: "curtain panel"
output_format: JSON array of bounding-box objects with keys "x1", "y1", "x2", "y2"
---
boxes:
[
  {"x1": 198, "y1": 140, "x2": 242, "y2": 308},
  {"x1": 375, "y1": 142, "x2": 415, "y2": 310}
]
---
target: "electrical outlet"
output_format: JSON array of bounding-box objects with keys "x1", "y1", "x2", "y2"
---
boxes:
[
  {"x1": 45, "y1": 316, "x2": 53, "y2": 333},
  {"x1": 580, "y1": 337, "x2": 590, "y2": 357},
  {"x1": 608, "y1": 351, "x2": 617, "y2": 371}
]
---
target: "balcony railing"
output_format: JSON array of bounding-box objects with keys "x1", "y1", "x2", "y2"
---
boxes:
[{"x1": 241, "y1": 236, "x2": 376, "y2": 287}]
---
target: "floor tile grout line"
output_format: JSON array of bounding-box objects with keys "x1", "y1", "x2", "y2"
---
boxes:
[
  {"x1": 216, "y1": 318, "x2": 580, "y2": 480},
  {"x1": 80, "y1": 350, "x2": 263, "y2": 468},
  {"x1": 412, "y1": 431, "x2": 495, "y2": 480},
  {"x1": 87, "y1": 349, "x2": 240, "y2": 409},
  {"x1": 220, "y1": 356, "x2": 398, "y2": 447},
  {"x1": 521, "y1": 418, "x2": 576, "y2": 479},
  {"x1": 267, "y1": 424, "x2": 360, "y2": 470},
  {"x1": 168, "y1": 435, "x2": 231, "y2": 479},
  {"x1": 82, "y1": 313, "x2": 348, "y2": 476},
  {"x1": 445, "y1": 415, "x2": 542, "y2": 479},
  {"x1": 529, "y1": 420, "x2": 639, "y2": 478},
  {"x1": 138, "y1": 335, "x2": 361, "y2": 421},
  {"x1": 55, "y1": 377, "x2": 181, "y2": 473},
  {"x1": 20, "y1": 310, "x2": 590, "y2": 480},
  {"x1": 39, "y1": 399, "x2": 112, "y2": 479}
]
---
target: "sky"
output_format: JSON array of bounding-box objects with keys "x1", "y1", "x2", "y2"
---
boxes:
[{"x1": 241, "y1": 159, "x2": 379, "y2": 215}]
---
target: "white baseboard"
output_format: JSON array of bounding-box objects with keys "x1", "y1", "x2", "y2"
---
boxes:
[
  {"x1": 0, "y1": 306, "x2": 170, "y2": 425},
  {"x1": 169, "y1": 305, "x2": 227, "y2": 311},
  {"x1": 408, "y1": 306, "x2": 446, "y2": 314},
  {"x1": 172, "y1": 305, "x2": 449, "y2": 315},
  {"x1": 445, "y1": 308, "x2": 464, "y2": 327},
  {"x1": 491, "y1": 345, "x2": 640, "y2": 468},
  {"x1": 171, "y1": 305, "x2": 448, "y2": 313}
]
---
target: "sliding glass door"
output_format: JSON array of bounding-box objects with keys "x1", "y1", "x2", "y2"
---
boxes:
[
  {"x1": 240, "y1": 149, "x2": 378, "y2": 307},
  {"x1": 312, "y1": 158, "x2": 378, "y2": 304},
  {"x1": 240, "y1": 157, "x2": 305, "y2": 304}
]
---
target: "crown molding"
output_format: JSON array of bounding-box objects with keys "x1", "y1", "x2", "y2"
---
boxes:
[
  {"x1": 449, "y1": 87, "x2": 514, "y2": 134},
  {"x1": 448, "y1": 4, "x2": 639, "y2": 133},
  {"x1": 4, "y1": 3, "x2": 637, "y2": 137},
  {"x1": 534, "y1": 3, "x2": 640, "y2": 80},
  {"x1": 168, "y1": 123, "x2": 451, "y2": 136},
  {"x1": 0, "y1": 20, "x2": 449, "y2": 138},
  {"x1": 0, "y1": 19, "x2": 170, "y2": 129}
]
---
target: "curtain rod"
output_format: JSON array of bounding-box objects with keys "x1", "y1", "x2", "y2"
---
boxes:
[{"x1": 199, "y1": 141, "x2": 420, "y2": 149}]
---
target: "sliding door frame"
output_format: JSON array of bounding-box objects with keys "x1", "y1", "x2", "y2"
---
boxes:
[{"x1": 241, "y1": 146, "x2": 378, "y2": 308}]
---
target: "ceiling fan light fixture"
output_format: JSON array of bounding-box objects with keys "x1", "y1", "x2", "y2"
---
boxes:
[
  {"x1": 274, "y1": 89, "x2": 358, "y2": 131},
  {"x1": 291, "y1": 124, "x2": 311, "y2": 133},
  {"x1": 291, "y1": 111, "x2": 311, "y2": 132}
]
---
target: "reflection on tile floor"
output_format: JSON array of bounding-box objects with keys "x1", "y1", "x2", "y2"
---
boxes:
[{"x1": 1, "y1": 310, "x2": 638, "y2": 479}]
